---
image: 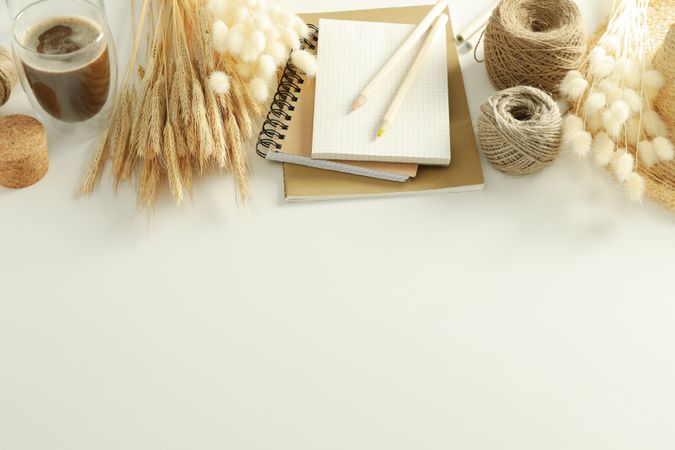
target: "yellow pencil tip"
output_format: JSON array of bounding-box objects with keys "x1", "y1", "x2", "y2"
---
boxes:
[{"x1": 377, "y1": 130, "x2": 385, "y2": 138}]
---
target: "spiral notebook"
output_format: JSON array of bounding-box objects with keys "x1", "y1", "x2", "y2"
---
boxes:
[
  {"x1": 256, "y1": 25, "x2": 418, "y2": 183},
  {"x1": 257, "y1": 5, "x2": 485, "y2": 202}
]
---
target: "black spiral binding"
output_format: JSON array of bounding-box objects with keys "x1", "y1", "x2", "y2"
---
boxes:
[{"x1": 256, "y1": 24, "x2": 319, "y2": 158}]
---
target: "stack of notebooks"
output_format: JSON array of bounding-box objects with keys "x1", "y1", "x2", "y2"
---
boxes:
[{"x1": 256, "y1": 5, "x2": 484, "y2": 202}]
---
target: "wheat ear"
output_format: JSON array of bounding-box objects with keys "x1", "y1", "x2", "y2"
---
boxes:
[
  {"x1": 163, "y1": 121, "x2": 184, "y2": 204},
  {"x1": 79, "y1": 127, "x2": 111, "y2": 195},
  {"x1": 112, "y1": 87, "x2": 136, "y2": 185}
]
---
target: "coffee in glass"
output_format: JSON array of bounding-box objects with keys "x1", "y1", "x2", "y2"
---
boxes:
[{"x1": 11, "y1": 0, "x2": 117, "y2": 137}]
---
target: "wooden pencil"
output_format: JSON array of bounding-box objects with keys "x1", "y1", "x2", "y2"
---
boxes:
[
  {"x1": 377, "y1": 14, "x2": 449, "y2": 138},
  {"x1": 351, "y1": 0, "x2": 448, "y2": 112}
]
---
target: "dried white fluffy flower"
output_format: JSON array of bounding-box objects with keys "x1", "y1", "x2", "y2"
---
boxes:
[
  {"x1": 566, "y1": 70, "x2": 583, "y2": 80},
  {"x1": 589, "y1": 52, "x2": 614, "y2": 79},
  {"x1": 212, "y1": 20, "x2": 229, "y2": 53},
  {"x1": 249, "y1": 77, "x2": 269, "y2": 103},
  {"x1": 571, "y1": 130, "x2": 593, "y2": 158},
  {"x1": 562, "y1": 114, "x2": 584, "y2": 134},
  {"x1": 611, "y1": 151, "x2": 634, "y2": 182},
  {"x1": 609, "y1": 100, "x2": 630, "y2": 125},
  {"x1": 625, "y1": 172, "x2": 645, "y2": 202},
  {"x1": 253, "y1": 14, "x2": 272, "y2": 30},
  {"x1": 592, "y1": 132, "x2": 615, "y2": 167},
  {"x1": 208, "y1": 0, "x2": 228, "y2": 17},
  {"x1": 241, "y1": 45, "x2": 262, "y2": 62},
  {"x1": 267, "y1": 41, "x2": 289, "y2": 65},
  {"x1": 226, "y1": 25, "x2": 247, "y2": 55},
  {"x1": 258, "y1": 54, "x2": 277, "y2": 77},
  {"x1": 598, "y1": 79, "x2": 622, "y2": 104},
  {"x1": 291, "y1": 49, "x2": 318, "y2": 76},
  {"x1": 583, "y1": 92, "x2": 606, "y2": 116},
  {"x1": 293, "y1": 17, "x2": 311, "y2": 39},
  {"x1": 277, "y1": 10, "x2": 296, "y2": 28},
  {"x1": 208, "y1": 71, "x2": 231, "y2": 94},
  {"x1": 235, "y1": 6, "x2": 251, "y2": 23},
  {"x1": 642, "y1": 70, "x2": 665, "y2": 92},
  {"x1": 637, "y1": 140, "x2": 658, "y2": 168},
  {"x1": 602, "y1": 109, "x2": 622, "y2": 139},
  {"x1": 560, "y1": 71, "x2": 588, "y2": 100},
  {"x1": 653, "y1": 137, "x2": 674, "y2": 161},
  {"x1": 589, "y1": 46, "x2": 606, "y2": 64},
  {"x1": 612, "y1": 57, "x2": 640, "y2": 88},
  {"x1": 621, "y1": 89, "x2": 642, "y2": 114},
  {"x1": 249, "y1": 30, "x2": 267, "y2": 54},
  {"x1": 208, "y1": 0, "x2": 317, "y2": 103},
  {"x1": 281, "y1": 28, "x2": 301, "y2": 51}
]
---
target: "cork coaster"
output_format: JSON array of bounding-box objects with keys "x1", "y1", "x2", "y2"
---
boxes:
[{"x1": 0, "y1": 115, "x2": 49, "y2": 189}]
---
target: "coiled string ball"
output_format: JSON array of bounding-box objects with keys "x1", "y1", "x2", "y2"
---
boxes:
[
  {"x1": 483, "y1": 0, "x2": 586, "y2": 96},
  {"x1": 478, "y1": 86, "x2": 562, "y2": 176},
  {"x1": 0, "y1": 46, "x2": 17, "y2": 106}
]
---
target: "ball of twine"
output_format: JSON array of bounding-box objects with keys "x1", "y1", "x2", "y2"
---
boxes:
[
  {"x1": 478, "y1": 86, "x2": 562, "y2": 176},
  {"x1": 0, "y1": 46, "x2": 17, "y2": 106},
  {"x1": 483, "y1": 0, "x2": 586, "y2": 96}
]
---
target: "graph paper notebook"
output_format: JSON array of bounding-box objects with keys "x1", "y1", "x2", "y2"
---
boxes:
[
  {"x1": 311, "y1": 18, "x2": 451, "y2": 166},
  {"x1": 255, "y1": 25, "x2": 418, "y2": 183},
  {"x1": 281, "y1": 6, "x2": 484, "y2": 202}
]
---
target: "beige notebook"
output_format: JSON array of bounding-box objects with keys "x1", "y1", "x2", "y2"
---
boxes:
[
  {"x1": 281, "y1": 6, "x2": 484, "y2": 202},
  {"x1": 312, "y1": 19, "x2": 451, "y2": 165},
  {"x1": 257, "y1": 25, "x2": 418, "y2": 183}
]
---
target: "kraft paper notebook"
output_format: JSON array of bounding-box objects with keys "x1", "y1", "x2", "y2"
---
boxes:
[
  {"x1": 257, "y1": 25, "x2": 418, "y2": 183},
  {"x1": 312, "y1": 19, "x2": 451, "y2": 165},
  {"x1": 262, "y1": 6, "x2": 485, "y2": 202}
]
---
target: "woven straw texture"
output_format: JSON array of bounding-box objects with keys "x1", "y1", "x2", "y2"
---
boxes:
[
  {"x1": 590, "y1": 0, "x2": 675, "y2": 210},
  {"x1": 653, "y1": 24, "x2": 674, "y2": 130}
]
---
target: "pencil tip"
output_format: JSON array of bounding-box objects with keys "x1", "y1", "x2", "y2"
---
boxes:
[
  {"x1": 377, "y1": 129, "x2": 385, "y2": 138},
  {"x1": 352, "y1": 96, "x2": 366, "y2": 111}
]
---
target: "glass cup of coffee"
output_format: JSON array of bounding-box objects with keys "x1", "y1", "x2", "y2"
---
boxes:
[{"x1": 10, "y1": 0, "x2": 117, "y2": 139}]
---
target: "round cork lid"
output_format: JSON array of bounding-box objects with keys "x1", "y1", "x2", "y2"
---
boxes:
[{"x1": 0, "y1": 115, "x2": 47, "y2": 163}]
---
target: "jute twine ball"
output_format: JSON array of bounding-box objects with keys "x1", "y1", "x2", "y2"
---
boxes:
[
  {"x1": 478, "y1": 86, "x2": 562, "y2": 175},
  {"x1": 653, "y1": 24, "x2": 675, "y2": 131},
  {"x1": 0, "y1": 115, "x2": 49, "y2": 189},
  {"x1": 483, "y1": 0, "x2": 586, "y2": 96},
  {"x1": 0, "y1": 46, "x2": 17, "y2": 106}
]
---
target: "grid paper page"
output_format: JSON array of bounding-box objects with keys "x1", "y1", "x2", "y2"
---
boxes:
[{"x1": 312, "y1": 19, "x2": 450, "y2": 165}]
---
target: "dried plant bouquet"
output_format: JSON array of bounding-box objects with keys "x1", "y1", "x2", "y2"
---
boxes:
[
  {"x1": 558, "y1": 0, "x2": 673, "y2": 203},
  {"x1": 81, "y1": 0, "x2": 316, "y2": 207}
]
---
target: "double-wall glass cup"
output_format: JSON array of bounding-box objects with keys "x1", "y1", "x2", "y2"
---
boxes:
[{"x1": 10, "y1": 0, "x2": 117, "y2": 139}]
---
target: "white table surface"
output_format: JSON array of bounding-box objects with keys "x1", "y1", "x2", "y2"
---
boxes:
[{"x1": 1, "y1": 1, "x2": 674, "y2": 449}]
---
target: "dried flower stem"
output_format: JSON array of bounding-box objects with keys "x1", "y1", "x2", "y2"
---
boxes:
[{"x1": 81, "y1": 0, "x2": 259, "y2": 207}]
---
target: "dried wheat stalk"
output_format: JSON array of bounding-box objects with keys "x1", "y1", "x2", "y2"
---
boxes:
[{"x1": 81, "y1": 0, "x2": 261, "y2": 206}]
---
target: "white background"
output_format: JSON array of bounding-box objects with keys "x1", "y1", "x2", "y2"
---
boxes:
[{"x1": 1, "y1": 0, "x2": 674, "y2": 449}]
